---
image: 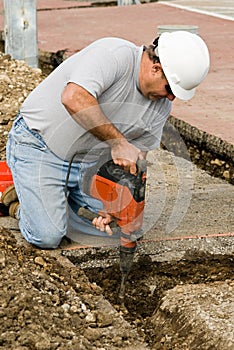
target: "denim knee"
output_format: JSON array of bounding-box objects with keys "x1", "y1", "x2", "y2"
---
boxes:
[
  {"x1": 19, "y1": 216, "x2": 67, "y2": 249},
  {"x1": 35, "y1": 231, "x2": 66, "y2": 249}
]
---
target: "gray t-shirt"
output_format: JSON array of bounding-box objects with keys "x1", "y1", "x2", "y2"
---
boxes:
[{"x1": 21, "y1": 37, "x2": 171, "y2": 161}]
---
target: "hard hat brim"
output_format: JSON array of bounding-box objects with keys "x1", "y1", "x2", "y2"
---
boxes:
[{"x1": 165, "y1": 70, "x2": 196, "y2": 101}]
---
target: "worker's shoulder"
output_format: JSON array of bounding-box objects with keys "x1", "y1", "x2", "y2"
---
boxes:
[{"x1": 92, "y1": 37, "x2": 137, "y2": 51}]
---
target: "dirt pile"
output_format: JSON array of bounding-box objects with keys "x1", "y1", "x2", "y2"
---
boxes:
[
  {"x1": 0, "y1": 227, "x2": 147, "y2": 349},
  {"x1": 0, "y1": 53, "x2": 45, "y2": 160}
]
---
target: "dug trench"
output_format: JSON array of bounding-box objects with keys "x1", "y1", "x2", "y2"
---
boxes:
[{"x1": 63, "y1": 244, "x2": 234, "y2": 349}]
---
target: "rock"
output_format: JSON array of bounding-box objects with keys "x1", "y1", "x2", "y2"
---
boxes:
[
  {"x1": 223, "y1": 170, "x2": 230, "y2": 180},
  {"x1": 0, "y1": 250, "x2": 6, "y2": 267},
  {"x1": 31, "y1": 68, "x2": 42, "y2": 75},
  {"x1": 96, "y1": 310, "x2": 113, "y2": 327},
  {"x1": 34, "y1": 256, "x2": 47, "y2": 266},
  {"x1": 0, "y1": 74, "x2": 12, "y2": 84},
  {"x1": 211, "y1": 158, "x2": 225, "y2": 166},
  {"x1": 85, "y1": 311, "x2": 97, "y2": 323},
  {"x1": 81, "y1": 302, "x2": 87, "y2": 312},
  {"x1": 35, "y1": 338, "x2": 51, "y2": 350},
  {"x1": 83, "y1": 327, "x2": 102, "y2": 341},
  {"x1": 61, "y1": 303, "x2": 70, "y2": 312}
]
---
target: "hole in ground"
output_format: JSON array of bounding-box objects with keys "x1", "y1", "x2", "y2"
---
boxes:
[{"x1": 67, "y1": 251, "x2": 234, "y2": 347}]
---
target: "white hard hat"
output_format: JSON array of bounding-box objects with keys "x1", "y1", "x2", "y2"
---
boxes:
[{"x1": 157, "y1": 31, "x2": 210, "y2": 100}]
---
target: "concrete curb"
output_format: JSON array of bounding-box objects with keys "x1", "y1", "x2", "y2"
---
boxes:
[{"x1": 162, "y1": 116, "x2": 234, "y2": 184}]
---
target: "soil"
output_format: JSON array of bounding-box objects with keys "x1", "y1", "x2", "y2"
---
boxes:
[
  {"x1": 0, "y1": 227, "x2": 149, "y2": 350},
  {"x1": 0, "y1": 53, "x2": 45, "y2": 160},
  {"x1": 0, "y1": 52, "x2": 233, "y2": 349}
]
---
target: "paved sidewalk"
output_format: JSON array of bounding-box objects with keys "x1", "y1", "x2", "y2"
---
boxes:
[
  {"x1": 161, "y1": 0, "x2": 234, "y2": 21},
  {"x1": 0, "y1": 0, "x2": 233, "y2": 145}
]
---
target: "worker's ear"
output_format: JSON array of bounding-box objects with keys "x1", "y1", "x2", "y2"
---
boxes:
[{"x1": 151, "y1": 62, "x2": 162, "y2": 75}]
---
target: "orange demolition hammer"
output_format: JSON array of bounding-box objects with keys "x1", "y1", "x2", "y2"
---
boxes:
[{"x1": 78, "y1": 159, "x2": 147, "y2": 304}]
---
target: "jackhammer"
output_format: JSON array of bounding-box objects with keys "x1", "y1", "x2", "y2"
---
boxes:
[{"x1": 78, "y1": 159, "x2": 147, "y2": 305}]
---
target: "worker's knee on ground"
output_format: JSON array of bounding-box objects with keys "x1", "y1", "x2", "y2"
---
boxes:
[
  {"x1": 34, "y1": 231, "x2": 64, "y2": 249},
  {"x1": 19, "y1": 220, "x2": 67, "y2": 249}
]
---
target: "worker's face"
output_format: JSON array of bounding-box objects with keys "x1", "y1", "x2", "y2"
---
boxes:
[{"x1": 139, "y1": 62, "x2": 175, "y2": 101}]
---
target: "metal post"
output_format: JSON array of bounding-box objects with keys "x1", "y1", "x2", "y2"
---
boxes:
[{"x1": 4, "y1": 0, "x2": 38, "y2": 68}]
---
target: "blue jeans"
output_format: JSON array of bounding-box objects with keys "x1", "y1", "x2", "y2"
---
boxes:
[{"x1": 6, "y1": 114, "x2": 113, "y2": 248}]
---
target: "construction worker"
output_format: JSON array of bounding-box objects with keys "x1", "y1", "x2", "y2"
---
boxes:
[{"x1": 3, "y1": 31, "x2": 210, "y2": 248}]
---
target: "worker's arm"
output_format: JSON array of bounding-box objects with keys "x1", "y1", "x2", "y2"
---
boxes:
[{"x1": 61, "y1": 82, "x2": 144, "y2": 175}]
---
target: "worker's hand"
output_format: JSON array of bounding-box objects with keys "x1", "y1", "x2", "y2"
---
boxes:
[
  {"x1": 111, "y1": 138, "x2": 143, "y2": 175},
  {"x1": 92, "y1": 213, "x2": 113, "y2": 236}
]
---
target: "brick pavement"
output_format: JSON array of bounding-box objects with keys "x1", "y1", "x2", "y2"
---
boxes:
[{"x1": 0, "y1": 0, "x2": 233, "y2": 145}]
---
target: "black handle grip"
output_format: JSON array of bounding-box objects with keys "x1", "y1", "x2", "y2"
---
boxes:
[{"x1": 77, "y1": 207, "x2": 120, "y2": 233}]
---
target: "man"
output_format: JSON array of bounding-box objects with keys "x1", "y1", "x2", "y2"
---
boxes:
[{"x1": 4, "y1": 31, "x2": 210, "y2": 248}]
